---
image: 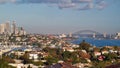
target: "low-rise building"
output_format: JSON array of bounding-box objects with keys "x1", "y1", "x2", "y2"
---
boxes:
[
  {"x1": 94, "y1": 52, "x2": 101, "y2": 56},
  {"x1": 101, "y1": 50, "x2": 109, "y2": 54},
  {"x1": 62, "y1": 47, "x2": 74, "y2": 52},
  {"x1": 29, "y1": 53, "x2": 38, "y2": 60}
]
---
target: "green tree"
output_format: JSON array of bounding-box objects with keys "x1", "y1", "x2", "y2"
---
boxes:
[
  {"x1": 19, "y1": 53, "x2": 32, "y2": 64},
  {"x1": 32, "y1": 61, "x2": 43, "y2": 66},
  {"x1": 27, "y1": 65, "x2": 32, "y2": 68},
  {"x1": 70, "y1": 52, "x2": 80, "y2": 64},
  {"x1": 113, "y1": 46, "x2": 120, "y2": 50},
  {"x1": 79, "y1": 40, "x2": 91, "y2": 52},
  {"x1": 107, "y1": 53, "x2": 118, "y2": 60},
  {"x1": 92, "y1": 61, "x2": 106, "y2": 68},
  {"x1": 62, "y1": 51, "x2": 71, "y2": 61},
  {"x1": 45, "y1": 56, "x2": 58, "y2": 65},
  {"x1": 80, "y1": 58, "x2": 87, "y2": 63},
  {"x1": 93, "y1": 47, "x2": 100, "y2": 52},
  {"x1": 0, "y1": 58, "x2": 15, "y2": 68}
]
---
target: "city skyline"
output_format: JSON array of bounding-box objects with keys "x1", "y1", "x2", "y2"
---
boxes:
[
  {"x1": 0, "y1": 22, "x2": 26, "y2": 35},
  {"x1": 0, "y1": 0, "x2": 120, "y2": 34}
]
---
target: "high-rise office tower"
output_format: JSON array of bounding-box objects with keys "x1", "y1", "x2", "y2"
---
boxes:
[
  {"x1": 5, "y1": 21, "x2": 11, "y2": 34},
  {"x1": 12, "y1": 21, "x2": 16, "y2": 34},
  {"x1": 0, "y1": 21, "x2": 11, "y2": 34},
  {"x1": 103, "y1": 32, "x2": 107, "y2": 38},
  {"x1": 0, "y1": 24, "x2": 5, "y2": 34},
  {"x1": 69, "y1": 32, "x2": 72, "y2": 37},
  {"x1": 93, "y1": 33, "x2": 96, "y2": 38}
]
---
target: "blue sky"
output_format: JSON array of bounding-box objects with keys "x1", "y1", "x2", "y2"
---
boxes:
[{"x1": 0, "y1": 0, "x2": 120, "y2": 34}]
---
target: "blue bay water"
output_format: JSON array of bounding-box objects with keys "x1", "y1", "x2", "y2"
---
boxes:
[{"x1": 71, "y1": 38, "x2": 120, "y2": 47}]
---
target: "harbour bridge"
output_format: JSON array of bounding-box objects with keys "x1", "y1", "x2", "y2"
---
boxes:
[{"x1": 72, "y1": 30, "x2": 104, "y2": 38}]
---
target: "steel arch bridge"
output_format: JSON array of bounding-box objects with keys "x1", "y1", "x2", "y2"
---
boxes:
[{"x1": 73, "y1": 30, "x2": 102, "y2": 35}]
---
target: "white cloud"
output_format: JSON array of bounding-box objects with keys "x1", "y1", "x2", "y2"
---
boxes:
[{"x1": 0, "y1": 0, "x2": 116, "y2": 10}]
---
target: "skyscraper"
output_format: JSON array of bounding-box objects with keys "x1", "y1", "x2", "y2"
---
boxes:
[
  {"x1": 103, "y1": 32, "x2": 107, "y2": 38},
  {"x1": 0, "y1": 21, "x2": 26, "y2": 35},
  {"x1": 69, "y1": 32, "x2": 72, "y2": 37},
  {"x1": 0, "y1": 21, "x2": 11, "y2": 34},
  {"x1": 12, "y1": 21, "x2": 16, "y2": 34},
  {"x1": 5, "y1": 21, "x2": 11, "y2": 34},
  {"x1": 93, "y1": 33, "x2": 96, "y2": 38},
  {"x1": 0, "y1": 24, "x2": 5, "y2": 34}
]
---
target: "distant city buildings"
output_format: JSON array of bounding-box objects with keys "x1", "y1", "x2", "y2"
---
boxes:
[
  {"x1": 59, "y1": 34, "x2": 67, "y2": 38},
  {"x1": 69, "y1": 32, "x2": 72, "y2": 37},
  {"x1": 116, "y1": 32, "x2": 120, "y2": 37},
  {"x1": 115, "y1": 32, "x2": 120, "y2": 39},
  {"x1": 0, "y1": 22, "x2": 11, "y2": 34},
  {"x1": 93, "y1": 33, "x2": 96, "y2": 38},
  {"x1": 12, "y1": 21, "x2": 16, "y2": 34},
  {"x1": 103, "y1": 32, "x2": 107, "y2": 38},
  {"x1": 0, "y1": 21, "x2": 26, "y2": 35}
]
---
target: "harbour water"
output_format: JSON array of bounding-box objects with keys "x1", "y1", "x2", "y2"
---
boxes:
[{"x1": 71, "y1": 38, "x2": 120, "y2": 47}]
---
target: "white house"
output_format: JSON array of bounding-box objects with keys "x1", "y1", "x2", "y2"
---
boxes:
[
  {"x1": 101, "y1": 51, "x2": 109, "y2": 54},
  {"x1": 94, "y1": 52, "x2": 101, "y2": 56},
  {"x1": 62, "y1": 47, "x2": 74, "y2": 52},
  {"x1": 29, "y1": 53, "x2": 38, "y2": 60}
]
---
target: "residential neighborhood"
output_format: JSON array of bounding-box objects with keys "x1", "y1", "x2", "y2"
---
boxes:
[{"x1": 0, "y1": 32, "x2": 120, "y2": 68}]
